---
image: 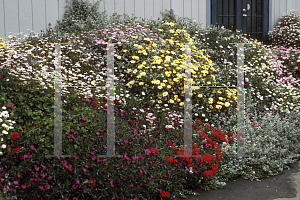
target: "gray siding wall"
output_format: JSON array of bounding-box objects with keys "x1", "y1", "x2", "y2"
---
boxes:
[
  {"x1": 0, "y1": 0, "x2": 207, "y2": 39},
  {"x1": 0, "y1": 0, "x2": 299, "y2": 39},
  {"x1": 271, "y1": 0, "x2": 300, "y2": 30}
]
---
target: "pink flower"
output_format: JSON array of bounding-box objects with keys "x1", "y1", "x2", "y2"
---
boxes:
[
  {"x1": 110, "y1": 179, "x2": 114, "y2": 187},
  {"x1": 34, "y1": 166, "x2": 39, "y2": 171},
  {"x1": 82, "y1": 168, "x2": 86, "y2": 172},
  {"x1": 39, "y1": 185, "x2": 44, "y2": 190},
  {"x1": 45, "y1": 184, "x2": 50, "y2": 189}
]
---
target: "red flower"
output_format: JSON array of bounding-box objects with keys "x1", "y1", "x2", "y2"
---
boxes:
[
  {"x1": 92, "y1": 102, "x2": 98, "y2": 107},
  {"x1": 10, "y1": 132, "x2": 20, "y2": 140},
  {"x1": 149, "y1": 148, "x2": 159, "y2": 154},
  {"x1": 90, "y1": 178, "x2": 96, "y2": 187},
  {"x1": 165, "y1": 156, "x2": 173, "y2": 163},
  {"x1": 160, "y1": 191, "x2": 170, "y2": 198},
  {"x1": 12, "y1": 145, "x2": 20, "y2": 153},
  {"x1": 187, "y1": 163, "x2": 194, "y2": 168},
  {"x1": 228, "y1": 132, "x2": 234, "y2": 136}
]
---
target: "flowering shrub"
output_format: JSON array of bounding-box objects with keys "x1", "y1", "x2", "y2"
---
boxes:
[
  {"x1": 270, "y1": 46, "x2": 300, "y2": 86},
  {"x1": 53, "y1": 0, "x2": 108, "y2": 35},
  {"x1": 0, "y1": 106, "x2": 16, "y2": 156},
  {"x1": 0, "y1": 74, "x2": 237, "y2": 199},
  {"x1": 0, "y1": 8, "x2": 300, "y2": 200},
  {"x1": 267, "y1": 10, "x2": 300, "y2": 47}
]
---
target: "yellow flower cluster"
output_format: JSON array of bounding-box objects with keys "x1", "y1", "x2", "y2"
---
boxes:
[
  {"x1": 116, "y1": 21, "x2": 237, "y2": 113},
  {"x1": 0, "y1": 38, "x2": 5, "y2": 48}
]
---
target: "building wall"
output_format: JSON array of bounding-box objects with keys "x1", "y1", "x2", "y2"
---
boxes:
[
  {"x1": 0, "y1": 0, "x2": 207, "y2": 39},
  {"x1": 271, "y1": 0, "x2": 300, "y2": 30},
  {"x1": 0, "y1": 0, "x2": 68, "y2": 39},
  {"x1": 0, "y1": 0, "x2": 300, "y2": 40}
]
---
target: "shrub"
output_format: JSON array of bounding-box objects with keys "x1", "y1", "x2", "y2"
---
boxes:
[
  {"x1": 267, "y1": 10, "x2": 300, "y2": 47},
  {"x1": 0, "y1": 68, "x2": 235, "y2": 199},
  {"x1": 270, "y1": 46, "x2": 300, "y2": 86},
  {"x1": 54, "y1": 0, "x2": 109, "y2": 35}
]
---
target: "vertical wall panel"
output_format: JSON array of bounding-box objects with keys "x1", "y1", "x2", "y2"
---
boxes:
[
  {"x1": 199, "y1": 0, "x2": 206, "y2": 27},
  {"x1": 279, "y1": 0, "x2": 286, "y2": 17},
  {"x1": 191, "y1": 0, "x2": 199, "y2": 22},
  {"x1": 32, "y1": 0, "x2": 46, "y2": 34},
  {"x1": 104, "y1": 0, "x2": 115, "y2": 18},
  {"x1": 46, "y1": 0, "x2": 59, "y2": 31},
  {"x1": 124, "y1": 0, "x2": 135, "y2": 19},
  {"x1": 135, "y1": 0, "x2": 144, "y2": 20},
  {"x1": 114, "y1": 0, "x2": 125, "y2": 17},
  {"x1": 153, "y1": 0, "x2": 163, "y2": 20},
  {"x1": 0, "y1": 0, "x2": 5, "y2": 38},
  {"x1": 162, "y1": 0, "x2": 171, "y2": 13},
  {"x1": 171, "y1": 0, "x2": 183, "y2": 19},
  {"x1": 144, "y1": 0, "x2": 154, "y2": 20},
  {"x1": 98, "y1": 0, "x2": 105, "y2": 14},
  {"x1": 183, "y1": 0, "x2": 192, "y2": 20},
  {"x1": 18, "y1": 0, "x2": 32, "y2": 36},
  {"x1": 4, "y1": 0, "x2": 19, "y2": 37},
  {"x1": 286, "y1": 0, "x2": 295, "y2": 12}
]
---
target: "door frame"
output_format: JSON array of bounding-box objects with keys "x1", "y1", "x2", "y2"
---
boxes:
[{"x1": 210, "y1": 0, "x2": 270, "y2": 42}]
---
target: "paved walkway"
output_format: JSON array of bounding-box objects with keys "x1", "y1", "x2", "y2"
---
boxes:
[{"x1": 178, "y1": 160, "x2": 300, "y2": 200}]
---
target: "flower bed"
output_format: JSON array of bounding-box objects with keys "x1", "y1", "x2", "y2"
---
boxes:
[{"x1": 0, "y1": 7, "x2": 299, "y2": 200}]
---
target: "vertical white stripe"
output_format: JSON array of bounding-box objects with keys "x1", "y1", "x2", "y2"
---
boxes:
[
  {"x1": 45, "y1": 0, "x2": 47, "y2": 31},
  {"x1": 18, "y1": 0, "x2": 20, "y2": 36},
  {"x1": 31, "y1": 0, "x2": 34, "y2": 31},
  {"x1": 3, "y1": 0, "x2": 6, "y2": 38}
]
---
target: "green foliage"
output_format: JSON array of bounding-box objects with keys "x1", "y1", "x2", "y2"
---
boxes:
[
  {"x1": 1, "y1": 6, "x2": 300, "y2": 200},
  {"x1": 267, "y1": 10, "x2": 300, "y2": 47},
  {"x1": 54, "y1": 0, "x2": 109, "y2": 35}
]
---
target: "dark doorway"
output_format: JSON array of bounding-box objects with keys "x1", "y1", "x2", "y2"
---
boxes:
[{"x1": 211, "y1": 0, "x2": 269, "y2": 42}]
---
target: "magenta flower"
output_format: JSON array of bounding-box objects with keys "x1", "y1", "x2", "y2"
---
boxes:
[
  {"x1": 82, "y1": 168, "x2": 86, "y2": 172},
  {"x1": 45, "y1": 184, "x2": 50, "y2": 189},
  {"x1": 39, "y1": 185, "x2": 44, "y2": 190},
  {"x1": 110, "y1": 179, "x2": 114, "y2": 187},
  {"x1": 144, "y1": 149, "x2": 151, "y2": 155}
]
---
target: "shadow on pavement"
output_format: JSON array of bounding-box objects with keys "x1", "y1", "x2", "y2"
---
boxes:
[{"x1": 177, "y1": 160, "x2": 300, "y2": 200}]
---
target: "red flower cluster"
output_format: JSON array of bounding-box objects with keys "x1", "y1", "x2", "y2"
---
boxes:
[
  {"x1": 90, "y1": 178, "x2": 96, "y2": 187},
  {"x1": 91, "y1": 102, "x2": 98, "y2": 107},
  {"x1": 8, "y1": 132, "x2": 21, "y2": 155},
  {"x1": 164, "y1": 119, "x2": 238, "y2": 180},
  {"x1": 160, "y1": 191, "x2": 170, "y2": 198},
  {"x1": 10, "y1": 132, "x2": 20, "y2": 140},
  {"x1": 149, "y1": 147, "x2": 159, "y2": 154}
]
